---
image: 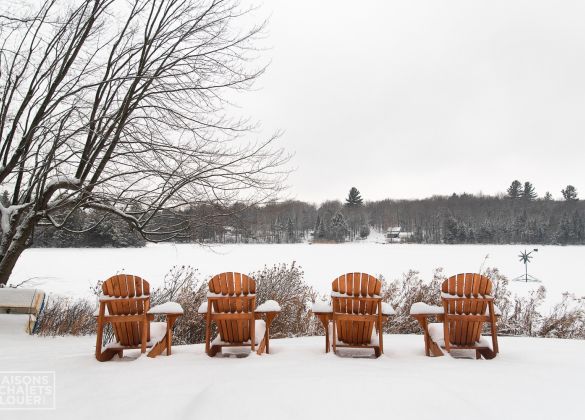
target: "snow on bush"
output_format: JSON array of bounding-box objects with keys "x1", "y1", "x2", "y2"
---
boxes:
[{"x1": 251, "y1": 262, "x2": 322, "y2": 338}]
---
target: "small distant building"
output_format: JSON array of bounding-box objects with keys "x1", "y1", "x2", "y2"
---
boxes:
[
  {"x1": 385, "y1": 226, "x2": 413, "y2": 243},
  {"x1": 385, "y1": 227, "x2": 401, "y2": 242}
]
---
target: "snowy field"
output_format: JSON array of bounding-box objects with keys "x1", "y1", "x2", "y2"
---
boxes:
[
  {"x1": 9, "y1": 243, "x2": 585, "y2": 306},
  {"x1": 1, "y1": 324, "x2": 583, "y2": 420}
]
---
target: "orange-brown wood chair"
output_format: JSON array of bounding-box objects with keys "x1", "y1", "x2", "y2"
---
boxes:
[
  {"x1": 95, "y1": 274, "x2": 182, "y2": 361},
  {"x1": 201, "y1": 272, "x2": 279, "y2": 357},
  {"x1": 331, "y1": 273, "x2": 385, "y2": 357},
  {"x1": 427, "y1": 273, "x2": 499, "y2": 359}
]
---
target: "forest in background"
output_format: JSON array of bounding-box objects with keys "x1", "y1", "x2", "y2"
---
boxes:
[{"x1": 21, "y1": 181, "x2": 585, "y2": 248}]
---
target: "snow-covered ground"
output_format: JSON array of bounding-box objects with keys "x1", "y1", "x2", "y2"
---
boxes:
[
  {"x1": 0, "y1": 324, "x2": 583, "y2": 419},
  {"x1": 9, "y1": 243, "x2": 585, "y2": 305}
]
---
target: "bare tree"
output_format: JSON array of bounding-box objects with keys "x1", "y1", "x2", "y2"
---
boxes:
[{"x1": 0, "y1": 0, "x2": 288, "y2": 286}]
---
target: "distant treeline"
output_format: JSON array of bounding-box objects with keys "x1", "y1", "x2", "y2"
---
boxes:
[
  {"x1": 25, "y1": 182, "x2": 585, "y2": 247},
  {"x1": 180, "y1": 194, "x2": 585, "y2": 245}
]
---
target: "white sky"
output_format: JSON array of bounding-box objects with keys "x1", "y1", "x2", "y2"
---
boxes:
[{"x1": 236, "y1": 0, "x2": 585, "y2": 202}]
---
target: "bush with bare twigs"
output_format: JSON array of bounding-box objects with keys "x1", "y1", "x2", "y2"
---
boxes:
[{"x1": 32, "y1": 264, "x2": 585, "y2": 343}]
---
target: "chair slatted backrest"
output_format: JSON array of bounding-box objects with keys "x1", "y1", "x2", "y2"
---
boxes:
[
  {"x1": 208, "y1": 272, "x2": 256, "y2": 343},
  {"x1": 331, "y1": 273, "x2": 382, "y2": 346},
  {"x1": 102, "y1": 274, "x2": 150, "y2": 346},
  {"x1": 441, "y1": 273, "x2": 493, "y2": 346}
]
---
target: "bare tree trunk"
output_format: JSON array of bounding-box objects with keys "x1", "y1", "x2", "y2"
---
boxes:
[
  {"x1": 0, "y1": 0, "x2": 288, "y2": 285},
  {"x1": 0, "y1": 209, "x2": 38, "y2": 286}
]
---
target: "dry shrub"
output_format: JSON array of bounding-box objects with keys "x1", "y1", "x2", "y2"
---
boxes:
[
  {"x1": 34, "y1": 263, "x2": 321, "y2": 343},
  {"x1": 32, "y1": 263, "x2": 585, "y2": 342},
  {"x1": 252, "y1": 262, "x2": 322, "y2": 338},
  {"x1": 35, "y1": 298, "x2": 96, "y2": 336},
  {"x1": 150, "y1": 265, "x2": 208, "y2": 345},
  {"x1": 381, "y1": 268, "x2": 445, "y2": 334},
  {"x1": 537, "y1": 294, "x2": 585, "y2": 338}
]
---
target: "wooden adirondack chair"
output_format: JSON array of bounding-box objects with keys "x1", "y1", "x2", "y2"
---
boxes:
[
  {"x1": 202, "y1": 272, "x2": 279, "y2": 357},
  {"x1": 427, "y1": 273, "x2": 499, "y2": 359},
  {"x1": 331, "y1": 273, "x2": 384, "y2": 357},
  {"x1": 95, "y1": 274, "x2": 182, "y2": 361}
]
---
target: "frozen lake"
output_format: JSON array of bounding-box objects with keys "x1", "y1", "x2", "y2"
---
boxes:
[{"x1": 9, "y1": 243, "x2": 585, "y2": 305}]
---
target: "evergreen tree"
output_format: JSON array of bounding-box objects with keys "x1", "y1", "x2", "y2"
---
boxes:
[
  {"x1": 561, "y1": 185, "x2": 578, "y2": 201},
  {"x1": 556, "y1": 213, "x2": 573, "y2": 244},
  {"x1": 286, "y1": 217, "x2": 295, "y2": 243},
  {"x1": 314, "y1": 215, "x2": 321, "y2": 238},
  {"x1": 543, "y1": 192, "x2": 553, "y2": 201},
  {"x1": 507, "y1": 180, "x2": 523, "y2": 199},
  {"x1": 315, "y1": 214, "x2": 328, "y2": 239},
  {"x1": 477, "y1": 222, "x2": 495, "y2": 243},
  {"x1": 521, "y1": 182, "x2": 537, "y2": 200},
  {"x1": 359, "y1": 224, "x2": 370, "y2": 239},
  {"x1": 329, "y1": 211, "x2": 349, "y2": 242},
  {"x1": 513, "y1": 210, "x2": 528, "y2": 242},
  {"x1": 442, "y1": 216, "x2": 459, "y2": 244},
  {"x1": 345, "y1": 187, "x2": 364, "y2": 207},
  {"x1": 572, "y1": 211, "x2": 584, "y2": 242}
]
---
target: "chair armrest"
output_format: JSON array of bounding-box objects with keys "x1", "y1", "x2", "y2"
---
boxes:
[
  {"x1": 99, "y1": 295, "x2": 149, "y2": 303},
  {"x1": 255, "y1": 300, "x2": 281, "y2": 314},
  {"x1": 93, "y1": 305, "x2": 109, "y2": 317},
  {"x1": 147, "y1": 302, "x2": 184, "y2": 316},
  {"x1": 409, "y1": 301, "x2": 502, "y2": 317},
  {"x1": 197, "y1": 301, "x2": 209, "y2": 314},
  {"x1": 409, "y1": 302, "x2": 444, "y2": 316},
  {"x1": 381, "y1": 302, "x2": 396, "y2": 316},
  {"x1": 310, "y1": 301, "x2": 333, "y2": 314}
]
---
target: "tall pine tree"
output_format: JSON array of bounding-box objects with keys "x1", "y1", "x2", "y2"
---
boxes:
[
  {"x1": 561, "y1": 185, "x2": 578, "y2": 201},
  {"x1": 522, "y1": 182, "x2": 537, "y2": 200},
  {"x1": 507, "y1": 180, "x2": 523, "y2": 199},
  {"x1": 345, "y1": 187, "x2": 364, "y2": 207},
  {"x1": 329, "y1": 211, "x2": 349, "y2": 242}
]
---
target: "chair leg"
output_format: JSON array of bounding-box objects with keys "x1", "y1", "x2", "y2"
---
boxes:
[
  {"x1": 208, "y1": 345, "x2": 221, "y2": 357},
  {"x1": 332, "y1": 319, "x2": 337, "y2": 354},
  {"x1": 250, "y1": 315, "x2": 256, "y2": 352},
  {"x1": 443, "y1": 319, "x2": 451, "y2": 353},
  {"x1": 166, "y1": 315, "x2": 176, "y2": 356},
  {"x1": 141, "y1": 316, "x2": 148, "y2": 354},
  {"x1": 376, "y1": 303, "x2": 384, "y2": 355},
  {"x1": 204, "y1": 315, "x2": 211, "y2": 355},
  {"x1": 422, "y1": 318, "x2": 430, "y2": 356},
  {"x1": 377, "y1": 312, "x2": 384, "y2": 355},
  {"x1": 264, "y1": 313, "x2": 275, "y2": 354},
  {"x1": 95, "y1": 317, "x2": 104, "y2": 361},
  {"x1": 488, "y1": 302, "x2": 499, "y2": 354}
]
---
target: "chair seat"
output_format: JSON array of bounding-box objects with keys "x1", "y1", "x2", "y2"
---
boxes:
[
  {"x1": 329, "y1": 323, "x2": 379, "y2": 346},
  {"x1": 105, "y1": 321, "x2": 167, "y2": 350},
  {"x1": 428, "y1": 323, "x2": 493, "y2": 349},
  {"x1": 211, "y1": 319, "x2": 266, "y2": 346}
]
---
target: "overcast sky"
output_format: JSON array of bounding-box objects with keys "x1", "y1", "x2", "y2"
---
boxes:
[{"x1": 236, "y1": 0, "x2": 585, "y2": 203}]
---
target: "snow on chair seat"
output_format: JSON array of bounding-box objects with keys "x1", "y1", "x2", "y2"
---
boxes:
[
  {"x1": 410, "y1": 273, "x2": 499, "y2": 360},
  {"x1": 200, "y1": 272, "x2": 279, "y2": 357},
  {"x1": 427, "y1": 323, "x2": 493, "y2": 350},
  {"x1": 329, "y1": 273, "x2": 392, "y2": 358},
  {"x1": 211, "y1": 320, "x2": 267, "y2": 346},
  {"x1": 94, "y1": 274, "x2": 183, "y2": 361},
  {"x1": 105, "y1": 321, "x2": 168, "y2": 349}
]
